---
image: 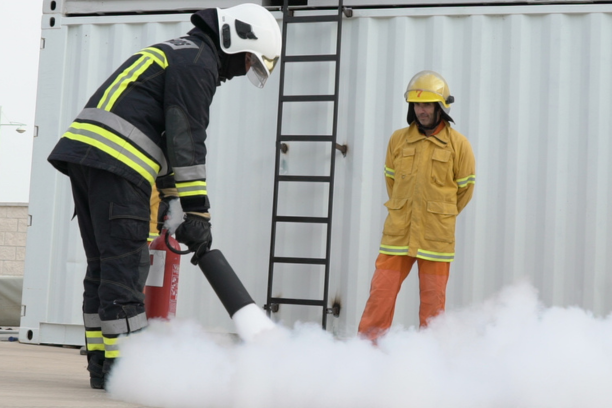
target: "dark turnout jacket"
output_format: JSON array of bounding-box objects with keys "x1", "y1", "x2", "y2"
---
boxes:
[{"x1": 48, "y1": 29, "x2": 221, "y2": 213}]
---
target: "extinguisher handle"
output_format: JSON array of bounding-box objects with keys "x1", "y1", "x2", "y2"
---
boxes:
[{"x1": 165, "y1": 231, "x2": 193, "y2": 255}]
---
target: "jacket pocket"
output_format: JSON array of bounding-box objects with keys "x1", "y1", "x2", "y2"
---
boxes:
[
  {"x1": 399, "y1": 147, "x2": 416, "y2": 175},
  {"x1": 109, "y1": 202, "x2": 150, "y2": 241},
  {"x1": 424, "y1": 201, "x2": 457, "y2": 243},
  {"x1": 383, "y1": 198, "x2": 408, "y2": 236},
  {"x1": 431, "y1": 148, "x2": 452, "y2": 186}
]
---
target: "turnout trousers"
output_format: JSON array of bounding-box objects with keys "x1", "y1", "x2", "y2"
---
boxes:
[
  {"x1": 358, "y1": 254, "x2": 450, "y2": 340},
  {"x1": 67, "y1": 163, "x2": 150, "y2": 378}
]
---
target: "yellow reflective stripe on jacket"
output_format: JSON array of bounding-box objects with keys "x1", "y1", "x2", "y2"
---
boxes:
[
  {"x1": 176, "y1": 180, "x2": 207, "y2": 197},
  {"x1": 76, "y1": 108, "x2": 168, "y2": 175},
  {"x1": 385, "y1": 166, "x2": 395, "y2": 179},
  {"x1": 416, "y1": 249, "x2": 455, "y2": 262},
  {"x1": 136, "y1": 47, "x2": 168, "y2": 69},
  {"x1": 148, "y1": 232, "x2": 159, "y2": 242},
  {"x1": 97, "y1": 47, "x2": 167, "y2": 111},
  {"x1": 63, "y1": 122, "x2": 159, "y2": 185},
  {"x1": 85, "y1": 330, "x2": 105, "y2": 352},
  {"x1": 379, "y1": 245, "x2": 409, "y2": 255},
  {"x1": 456, "y1": 174, "x2": 476, "y2": 188},
  {"x1": 103, "y1": 336, "x2": 121, "y2": 358}
]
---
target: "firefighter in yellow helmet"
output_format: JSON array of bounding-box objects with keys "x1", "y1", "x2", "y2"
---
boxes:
[{"x1": 358, "y1": 70, "x2": 476, "y2": 340}]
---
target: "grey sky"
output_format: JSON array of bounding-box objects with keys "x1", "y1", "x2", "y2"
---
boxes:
[{"x1": 0, "y1": 1, "x2": 43, "y2": 203}]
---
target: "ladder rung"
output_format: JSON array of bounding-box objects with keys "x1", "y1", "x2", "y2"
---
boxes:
[
  {"x1": 283, "y1": 54, "x2": 337, "y2": 63},
  {"x1": 280, "y1": 135, "x2": 334, "y2": 142},
  {"x1": 281, "y1": 95, "x2": 335, "y2": 102},
  {"x1": 269, "y1": 297, "x2": 326, "y2": 307},
  {"x1": 278, "y1": 175, "x2": 331, "y2": 183},
  {"x1": 273, "y1": 257, "x2": 327, "y2": 265},
  {"x1": 285, "y1": 14, "x2": 340, "y2": 24},
  {"x1": 275, "y1": 216, "x2": 329, "y2": 224}
]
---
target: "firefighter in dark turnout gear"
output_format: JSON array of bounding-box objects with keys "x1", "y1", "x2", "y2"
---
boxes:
[{"x1": 47, "y1": 4, "x2": 281, "y2": 389}]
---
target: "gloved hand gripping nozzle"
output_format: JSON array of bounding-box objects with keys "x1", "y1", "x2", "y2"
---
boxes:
[{"x1": 175, "y1": 213, "x2": 213, "y2": 264}]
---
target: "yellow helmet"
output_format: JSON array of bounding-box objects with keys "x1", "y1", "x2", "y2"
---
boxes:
[{"x1": 404, "y1": 70, "x2": 454, "y2": 113}]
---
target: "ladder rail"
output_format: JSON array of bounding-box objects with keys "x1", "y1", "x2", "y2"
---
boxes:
[
  {"x1": 321, "y1": 0, "x2": 344, "y2": 328},
  {"x1": 266, "y1": 2, "x2": 292, "y2": 313},
  {"x1": 266, "y1": 0, "x2": 345, "y2": 329}
]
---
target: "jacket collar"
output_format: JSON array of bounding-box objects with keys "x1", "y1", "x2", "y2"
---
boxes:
[{"x1": 406, "y1": 121, "x2": 450, "y2": 148}]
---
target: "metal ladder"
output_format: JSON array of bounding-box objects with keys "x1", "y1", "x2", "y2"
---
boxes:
[{"x1": 264, "y1": 0, "x2": 349, "y2": 329}]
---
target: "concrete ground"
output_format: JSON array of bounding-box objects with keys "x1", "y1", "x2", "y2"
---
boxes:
[{"x1": 0, "y1": 329, "x2": 150, "y2": 408}]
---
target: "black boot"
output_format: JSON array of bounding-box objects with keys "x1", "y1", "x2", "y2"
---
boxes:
[
  {"x1": 90, "y1": 375, "x2": 105, "y2": 389},
  {"x1": 87, "y1": 351, "x2": 106, "y2": 390}
]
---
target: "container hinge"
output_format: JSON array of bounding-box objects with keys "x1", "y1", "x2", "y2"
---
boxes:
[
  {"x1": 325, "y1": 302, "x2": 341, "y2": 317},
  {"x1": 263, "y1": 303, "x2": 279, "y2": 313}
]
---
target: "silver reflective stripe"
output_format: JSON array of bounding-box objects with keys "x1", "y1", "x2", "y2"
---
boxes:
[
  {"x1": 174, "y1": 164, "x2": 207, "y2": 182},
  {"x1": 86, "y1": 337, "x2": 104, "y2": 345},
  {"x1": 104, "y1": 342, "x2": 120, "y2": 352},
  {"x1": 457, "y1": 175, "x2": 476, "y2": 187},
  {"x1": 67, "y1": 125, "x2": 158, "y2": 182},
  {"x1": 83, "y1": 313, "x2": 101, "y2": 328},
  {"x1": 416, "y1": 250, "x2": 454, "y2": 261},
  {"x1": 77, "y1": 108, "x2": 168, "y2": 175},
  {"x1": 379, "y1": 246, "x2": 409, "y2": 255},
  {"x1": 99, "y1": 56, "x2": 151, "y2": 111},
  {"x1": 100, "y1": 312, "x2": 148, "y2": 335},
  {"x1": 177, "y1": 183, "x2": 206, "y2": 194},
  {"x1": 128, "y1": 313, "x2": 148, "y2": 332},
  {"x1": 140, "y1": 47, "x2": 167, "y2": 67},
  {"x1": 100, "y1": 318, "x2": 129, "y2": 335}
]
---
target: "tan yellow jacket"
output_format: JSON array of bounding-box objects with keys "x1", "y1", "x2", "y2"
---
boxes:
[{"x1": 380, "y1": 121, "x2": 475, "y2": 262}]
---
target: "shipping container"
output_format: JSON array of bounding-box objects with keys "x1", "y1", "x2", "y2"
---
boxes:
[{"x1": 21, "y1": 0, "x2": 612, "y2": 345}]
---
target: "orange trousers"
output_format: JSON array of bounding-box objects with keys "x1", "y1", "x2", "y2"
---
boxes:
[{"x1": 358, "y1": 254, "x2": 450, "y2": 340}]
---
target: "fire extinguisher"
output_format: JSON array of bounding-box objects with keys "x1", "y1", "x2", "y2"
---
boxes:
[{"x1": 144, "y1": 229, "x2": 190, "y2": 319}]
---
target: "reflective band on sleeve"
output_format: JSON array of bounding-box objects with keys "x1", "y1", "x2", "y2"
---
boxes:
[
  {"x1": 456, "y1": 175, "x2": 476, "y2": 188},
  {"x1": 63, "y1": 122, "x2": 159, "y2": 185},
  {"x1": 83, "y1": 313, "x2": 102, "y2": 328},
  {"x1": 174, "y1": 165, "x2": 207, "y2": 182},
  {"x1": 385, "y1": 166, "x2": 395, "y2": 179},
  {"x1": 148, "y1": 232, "x2": 159, "y2": 242},
  {"x1": 77, "y1": 108, "x2": 167, "y2": 175},
  {"x1": 379, "y1": 245, "x2": 409, "y2": 255},
  {"x1": 416, "y1": 249, "x2": 454, "y2": 262},
  {"x1": 176, "y1": 180, "x2": 207, "y2": 197}
]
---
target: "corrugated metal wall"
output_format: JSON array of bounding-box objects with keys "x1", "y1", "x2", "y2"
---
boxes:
[{"x1": 22, "y1": 4, "x2": 612, "y2": 344}]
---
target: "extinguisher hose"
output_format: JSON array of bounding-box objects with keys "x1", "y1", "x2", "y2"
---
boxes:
[{"x1": 165, "y1": 231, "x2": 192, "y2": 255}]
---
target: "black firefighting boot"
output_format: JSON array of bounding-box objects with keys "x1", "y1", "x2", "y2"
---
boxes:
[{"x1": 87, "y1": 351, "x2": 106, "y2": 390}]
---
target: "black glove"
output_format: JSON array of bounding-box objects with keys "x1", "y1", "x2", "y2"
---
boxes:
[{"x1": 175, "y1": 213, "x2": 212, "y2": 265}]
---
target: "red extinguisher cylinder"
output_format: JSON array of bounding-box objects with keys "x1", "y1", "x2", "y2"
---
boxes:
[{"x1": 145, "y1": 229, "x2": 181, "y2": 319}]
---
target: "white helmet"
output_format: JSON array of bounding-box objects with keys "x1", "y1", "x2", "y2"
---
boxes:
[{"x1": 217, "y1": 4, "x2": 282, "y2": 88}]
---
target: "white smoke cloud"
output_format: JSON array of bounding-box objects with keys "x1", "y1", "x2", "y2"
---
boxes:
[{"x1": 107, "y1": 282, "x2": 612, "y2": 408}]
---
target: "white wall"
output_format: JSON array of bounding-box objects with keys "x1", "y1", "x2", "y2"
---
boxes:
[{"x1": 22, "y1": 4, "x2": 612, "y2": 345}]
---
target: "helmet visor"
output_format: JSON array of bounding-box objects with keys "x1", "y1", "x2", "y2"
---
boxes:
[{"x1": 247, "y1": 53, "x2": 279, "y2": 88}]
